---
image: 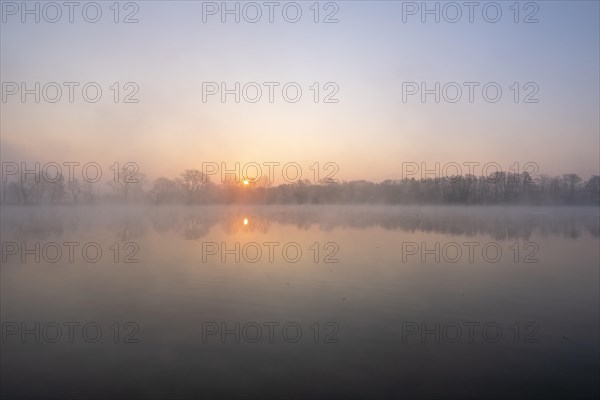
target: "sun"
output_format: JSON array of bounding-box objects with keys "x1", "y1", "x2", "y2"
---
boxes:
[
  {"x1": 243, "y1": 179, "x2": 249, "y2": 185},
  {"x1": 243, "y1": 218, "x2": 249, "y2": 225}
]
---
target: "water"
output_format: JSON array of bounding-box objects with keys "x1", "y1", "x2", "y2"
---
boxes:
[{"x1": 1, "y1": 205, "x2": 599, "y2": 399}]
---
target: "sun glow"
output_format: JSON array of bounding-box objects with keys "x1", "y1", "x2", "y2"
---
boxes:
[
  {"x1": 243, "y1": 180, "x2": 249, "y2": 185},
  {"x1": 243, "y1": 218, "x2": 248, "y2": 225}
]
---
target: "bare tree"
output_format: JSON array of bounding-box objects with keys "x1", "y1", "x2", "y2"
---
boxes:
[
  {"x1": 67, "y1": 179, "x2": 81, "y2": 203},
  {"x1": 181, "y1": 170, "x2": 209, "y2": 203}
]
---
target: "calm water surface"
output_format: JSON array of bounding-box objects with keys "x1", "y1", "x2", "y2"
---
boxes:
[{"x1": 1, "y1": 205, "x2": 599, "y2": 399}]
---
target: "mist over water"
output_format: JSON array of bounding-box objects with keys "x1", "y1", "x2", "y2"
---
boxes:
[
  {"x1": 2, "y1": 204, "x2": 599, "y2": 241},
  {"x1": 2, "y1": 0, "x2": 600, "y2": 398},
  {"x1": 1, "y1": 205, "x2": 598, "y2": 398}
]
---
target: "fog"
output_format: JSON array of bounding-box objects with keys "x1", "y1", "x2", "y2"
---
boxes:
[
  {"x1": 2, "y1": 167, "x2": 599, "y2": 206},
  {"x1": 2, "y1": 204, "x2": 599, "y2": 399},
  {"x1": 2, "y1": 0, "x2": 599, "y2": 398},
  {"x1": 2, "y1": 204, "x2": 599, "y2": 242}
]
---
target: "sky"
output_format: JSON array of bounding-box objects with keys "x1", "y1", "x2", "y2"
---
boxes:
[{"x1": 1, "y1": 0, "x2": 599, "y2": 184}]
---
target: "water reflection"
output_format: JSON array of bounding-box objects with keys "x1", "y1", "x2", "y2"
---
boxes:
[
  {"x1": 1, "y1": 205, "x2": 599, "y2": 399},
  {"x1": 2, "y1": 205, "x2": 598, "y2": 241}
]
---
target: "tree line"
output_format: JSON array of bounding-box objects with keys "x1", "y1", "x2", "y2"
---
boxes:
[{"x1": 1, "y1": 168, "x2": 598, "y2": 205}]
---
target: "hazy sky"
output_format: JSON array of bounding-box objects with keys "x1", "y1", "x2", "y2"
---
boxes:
[{"x1": 1, "y1": 0, "x2": 599, "y2": 183}]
